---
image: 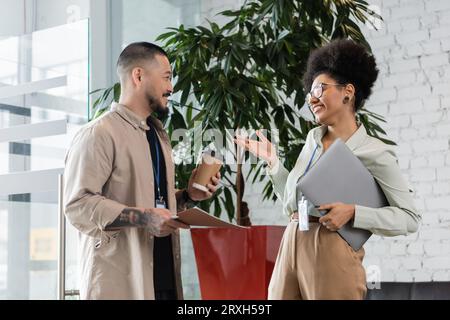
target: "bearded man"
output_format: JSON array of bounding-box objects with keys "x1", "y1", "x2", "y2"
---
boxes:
[{"x1": 64, "y1": 42, "x2": 220, "y2": 300}]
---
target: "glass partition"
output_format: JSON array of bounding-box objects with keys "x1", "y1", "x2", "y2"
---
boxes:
[{"x1": 0, "y1": 19, "x2": 89, "y2": 300}]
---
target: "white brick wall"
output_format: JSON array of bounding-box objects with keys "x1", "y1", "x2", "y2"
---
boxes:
[
  {"x1": 181, "y1": 0, "x2": 450, "y2": 299},
  {"x1": 356, "y1": 0, "x2": 450, "y2": 283}
]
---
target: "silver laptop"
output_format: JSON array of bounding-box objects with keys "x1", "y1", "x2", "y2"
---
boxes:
[{"x1": 297, "y1": 138, "x2": 388, "y2": 251}]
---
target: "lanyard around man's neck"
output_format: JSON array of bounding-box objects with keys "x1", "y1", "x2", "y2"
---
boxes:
[{"x1": 149, "y1": 126, "x2": 163, "y2": 203}]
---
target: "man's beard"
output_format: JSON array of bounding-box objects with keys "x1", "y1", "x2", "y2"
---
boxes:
[{"x1": 146, "y1": 92, "x2": 170, "y2": 119}]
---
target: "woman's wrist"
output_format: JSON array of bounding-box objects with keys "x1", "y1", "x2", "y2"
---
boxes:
[{"x1": 268, "y1": 157, "x2": 279, "y2": 169}]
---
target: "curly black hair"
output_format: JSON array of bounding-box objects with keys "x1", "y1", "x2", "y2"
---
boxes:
[{"x1": 302, "y1": 39, "x2": 379, "y2": 111}]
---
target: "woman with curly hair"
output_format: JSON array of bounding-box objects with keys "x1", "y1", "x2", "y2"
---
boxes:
[{"x1": 235, "y1": 39, "x2": 421, "y2": 300}]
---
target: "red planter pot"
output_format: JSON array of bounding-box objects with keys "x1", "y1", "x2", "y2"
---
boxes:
[{"x1": 190, "y1": 225, "x2": 286, "y2": 300}]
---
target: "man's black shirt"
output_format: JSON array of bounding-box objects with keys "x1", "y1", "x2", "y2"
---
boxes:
[{"x1": 146, "y1": 117, "x2": 177, "y2": 300}]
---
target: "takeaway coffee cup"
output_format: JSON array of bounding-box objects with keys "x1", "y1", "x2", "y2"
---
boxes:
[{"x1": 192, "y1": 152, "x2": 223, "y2": 192}]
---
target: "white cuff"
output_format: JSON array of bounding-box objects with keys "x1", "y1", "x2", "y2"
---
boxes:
[{"x1": 266, "y1": 158, "x2": 281, "y2": 175}]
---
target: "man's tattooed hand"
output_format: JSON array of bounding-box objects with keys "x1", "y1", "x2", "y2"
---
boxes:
[{"x1": 105, "y1": 207, "x2": 190, "y2": 236}]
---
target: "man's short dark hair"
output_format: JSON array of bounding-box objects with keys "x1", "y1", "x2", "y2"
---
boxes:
[
  {"x1": 302, "y1": 39, "x2": 379, "y2": 111},
  {"x1": 116, "y1": 42, "x2": 168, "y2": 76}
]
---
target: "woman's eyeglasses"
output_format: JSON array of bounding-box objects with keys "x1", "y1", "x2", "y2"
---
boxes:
[{"x1": 305, "y1": 83, "x2": 346, "y2": 107}]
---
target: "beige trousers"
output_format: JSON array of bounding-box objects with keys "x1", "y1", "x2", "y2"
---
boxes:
[{"x1": 268, "y1": 221, "x2": 367, "y2": 300}]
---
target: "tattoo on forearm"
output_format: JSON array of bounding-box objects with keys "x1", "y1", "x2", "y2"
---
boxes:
[{"x1": 105, "y1": 208, "x2": 148, "y2": 230}]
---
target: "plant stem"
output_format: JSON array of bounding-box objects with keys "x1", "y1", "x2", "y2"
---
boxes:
[{"x1": 236, "y1": 162, "x2": 242, "y2": 226}]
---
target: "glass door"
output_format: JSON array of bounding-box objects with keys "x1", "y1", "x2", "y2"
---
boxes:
[{"x1": 0, "y1": 19, "x2": 89, "y2": 300}]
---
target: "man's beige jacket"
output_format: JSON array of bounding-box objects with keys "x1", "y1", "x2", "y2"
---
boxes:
[{"x1": 64, "y1": 102, "x2": 183, "y2": 299}]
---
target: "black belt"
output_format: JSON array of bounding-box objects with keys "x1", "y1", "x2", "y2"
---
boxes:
[{"x1": 291, "y1": 212, "x2": 320, "y2": 223}]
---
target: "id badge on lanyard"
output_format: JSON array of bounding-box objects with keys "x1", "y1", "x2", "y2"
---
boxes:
[
  {"x1": 297, "y1": 145, "x2": 319, "y2": 232},
  {"x1": 152, "y1": 130, "x2": 166, "y2": 210},
  {"x1": 298, "y1": 196, "x2": 309, "y2": 231},
  {"x1": 156, "y1": 196, "x2": 166, "y2": 209}
]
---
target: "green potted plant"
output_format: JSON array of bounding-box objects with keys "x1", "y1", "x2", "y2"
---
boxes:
[{"x1": 92, "y1": 0, "x2": 388, "y2": 299}]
